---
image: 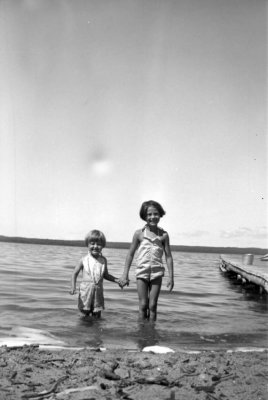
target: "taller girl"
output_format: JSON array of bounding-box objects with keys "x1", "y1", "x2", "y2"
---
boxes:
[{"x1": 120, "y1": 200, "x2": 174, "y2": 321}]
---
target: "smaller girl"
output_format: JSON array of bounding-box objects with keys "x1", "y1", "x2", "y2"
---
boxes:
[
  {"x1": 70, "y1": 230, "x2": 121, "y2": 318},
  {"x1": 119, "y1": 200, "x2": 174, "y2": 321}
]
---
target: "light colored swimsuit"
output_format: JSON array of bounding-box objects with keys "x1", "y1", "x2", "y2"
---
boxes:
[
  {"x1": 136, "y1": 226, "x2": 165, "y2": 281},
  {"x1": 78, "y1": 253, "x2": 105, "y2": 313}
]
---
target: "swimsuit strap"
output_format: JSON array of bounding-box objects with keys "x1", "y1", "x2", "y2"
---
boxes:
[
  {"x1": 86, "y1": 253, "x2": 105, "y2": 284},
  {"x1": 143, "y1": 225, "x2": 163, "y2": 240}
]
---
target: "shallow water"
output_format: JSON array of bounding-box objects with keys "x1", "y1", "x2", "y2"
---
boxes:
[{"x1": 0, "y1": 242, "x2": 267, "y2": 351}]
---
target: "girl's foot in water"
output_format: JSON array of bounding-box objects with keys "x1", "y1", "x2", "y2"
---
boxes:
[{"x1": 93, "y1": 311, "x2": 101, "y2": 318}]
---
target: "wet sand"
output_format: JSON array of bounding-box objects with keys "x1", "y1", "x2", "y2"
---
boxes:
[{"x1": 0, "y1": 345, "x2": 267, "y2": 400}]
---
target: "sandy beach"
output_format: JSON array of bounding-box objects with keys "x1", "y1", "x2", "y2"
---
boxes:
[{"x1": 0, "y1": 345, "x2": 267, "y2": 400}]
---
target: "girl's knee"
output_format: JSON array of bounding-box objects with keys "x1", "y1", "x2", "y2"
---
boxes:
[
  {"x1": 149, "y1": 301, "x2": 158, "y2": 313},
  {"x1": 139, "y1": 300, "x2": 149, "y2": 312}
]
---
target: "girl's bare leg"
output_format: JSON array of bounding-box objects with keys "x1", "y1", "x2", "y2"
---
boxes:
[
  {"x1": 136, "y1": 278, "x2": 149, "y2": 320},
  {"x1": 148, "y1": 277, "x2": 162, "y2": 321}
]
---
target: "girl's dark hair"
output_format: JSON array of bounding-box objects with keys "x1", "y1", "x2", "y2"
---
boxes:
[
  {"x1": 85, "y1": 230, "x2": 106, "y2": 247},
  {"x1": 139, "y1": 200, "x2": 166, "y2": 221}
]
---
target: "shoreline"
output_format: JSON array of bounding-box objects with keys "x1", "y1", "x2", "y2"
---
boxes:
[
  {"x1": 2, "y1": 343, "x2": 268, "y2": 353},
  {"x1": 1, "y1": 345, "x2": 267, "y2": 400}
]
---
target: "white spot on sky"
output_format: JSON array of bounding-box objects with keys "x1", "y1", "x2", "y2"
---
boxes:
[{"x1": 91, "y1": 159, "x2": 112, "y2": 176}]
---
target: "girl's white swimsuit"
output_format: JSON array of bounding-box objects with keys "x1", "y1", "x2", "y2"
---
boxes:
[
  {"x1": 78, "y1": 253, "x2": 105, "y2": 313},
  {"x1": 135, "y1": 226, "x2": 165, "y2": 281}
]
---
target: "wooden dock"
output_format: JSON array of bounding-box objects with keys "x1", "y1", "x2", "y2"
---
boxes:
[{"x1": 220, "y1": 255, "x2": 268, "y2": 294}]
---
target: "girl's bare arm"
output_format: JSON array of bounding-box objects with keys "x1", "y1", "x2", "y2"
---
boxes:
[
  {"x1": 70, "y1": 260, "x2": 83, "y2": 294},
  {"x1": 103, "y1": 257, "x2": 119, "y2": 283},
  {"x1": 163, "y1": 233, "x2": 174, "y2": 291},
  {"x1": 120, "y1": 230, "x2": 141, "y2": 282}
]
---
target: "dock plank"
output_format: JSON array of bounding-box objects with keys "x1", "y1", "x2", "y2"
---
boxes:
[{"x1": 220, "y1": 255, "x2": 268, "y2": 293}]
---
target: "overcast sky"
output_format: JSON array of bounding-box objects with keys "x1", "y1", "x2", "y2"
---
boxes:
[{"x1": 0, "y1": 0, "x2": 267, "y2": 248}]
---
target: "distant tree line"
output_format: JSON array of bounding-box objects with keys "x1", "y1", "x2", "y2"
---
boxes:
[{"x1": 0, "y1": 235, "x2": 267, "y2": 255}]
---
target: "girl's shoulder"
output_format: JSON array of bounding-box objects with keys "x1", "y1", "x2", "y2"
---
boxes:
[
  {"x1": 134, "y1": 228, "x2": 143, "y2": 237},
  {"x1": 158, "y1": 227, "x2": 169, "y2": 239},
  {"x1": 81, "y1": 254, "x2": 89, "y2": 264},
  {"x1": 135, "y1": 230, "x2": 145, "y2": 241},
  {"x1": 131, "y1": 228, "x2": 144, "y2": 244},
  {"x1": 79, "y1": 255, "x2": 87, "y2": 268}
]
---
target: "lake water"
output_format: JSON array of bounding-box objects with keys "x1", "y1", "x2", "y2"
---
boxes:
[{"x1": 0, "y1": 242, "x2": 267, "y2": 351}]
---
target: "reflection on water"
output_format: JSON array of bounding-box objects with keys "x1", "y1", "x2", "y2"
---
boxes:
[
  {"x1": 78, "y1": 316, "x2": 104, "y2": 348},
  {"x1": 135, "y1": 321, "x2": 161, "y2": 350},
  {"x1": 73, "y1": 314, "x2": 162, "y2": 350}
]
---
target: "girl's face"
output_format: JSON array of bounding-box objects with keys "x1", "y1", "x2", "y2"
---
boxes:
[
  {"x1": 145, "y1": 206, "x2": 160, "y2": 227},
  {"x1": 88, "y1": 240, "x2": 103, "y2": 258}
]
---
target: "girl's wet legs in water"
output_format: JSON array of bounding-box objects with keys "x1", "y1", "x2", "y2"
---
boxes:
[{"x1": 136, "y1": 277, "x2": 162, "y2": 321}]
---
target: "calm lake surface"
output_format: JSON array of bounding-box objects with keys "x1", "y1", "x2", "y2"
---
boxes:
[{"x1": 0, "y1": 242, "x2": 267, "y2": 351}]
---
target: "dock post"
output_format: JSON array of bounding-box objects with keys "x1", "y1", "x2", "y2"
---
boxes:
[{"x1": 242, "y1": 254, "x2": 254, "y2": 265}]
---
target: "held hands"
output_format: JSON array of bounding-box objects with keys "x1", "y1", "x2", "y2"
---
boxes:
[
  {"x1": 118, "y1": 277, "x2": 130, "y2": 289},
  {"x1": 114, "y1": 278, "x2": 128, "y2": 289}
]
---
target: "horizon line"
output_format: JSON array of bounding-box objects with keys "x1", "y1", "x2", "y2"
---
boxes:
[{"x1": 0, "y1": 235, "x2": 267, "y2": 254}]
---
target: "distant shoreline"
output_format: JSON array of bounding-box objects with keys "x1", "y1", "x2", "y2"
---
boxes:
[{"x1": 0, "y1": 235, "x2": 267, "y2": 255}]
